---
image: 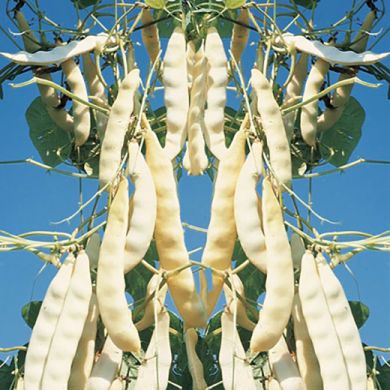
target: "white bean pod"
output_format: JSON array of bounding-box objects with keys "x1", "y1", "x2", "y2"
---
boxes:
[
  {"x1": 15, "y1": 376, "x2": 24, "y2": 390},
  {"x1": 141, "y1": 8, "x2": 161, "y2": 65},
  {"x1": 15, "y1": 10, "x2": 74, "y2": 133},
  {"x1": 82, "y1": 52, "x2": 108, "y2": 140},
  {"x1": 317, "y1": 11, "x2": 376, "y2": 132},
  {"x1": 219, "y1": 311, "x2": 257, "y2": 390},
  {"x1": 290, "y1": 233, "x2": 305, "y2": 270},
  {"x1": 85, "y1": 336, "x2": 123, "y2": 390},
  {"x1": 85, "y1": 232, "x2": 101, "y2": 270},
  {"x1": 316, "y1": 253, "x2": 366, "y2": 390},
  {"x1": 298, "y1": 250, "x2": 349, "y2": 389},
  {"x1": 300, "y1": 58, "x2": 330, "y2": 147},
  {"x1": 250, "y1": 177, "x2": 294, "y2": 353},
  {"x1": 97, "y1": 177, "x2": 141, "y2": 352},
  {"x1": 183, "y1": 43, "x2": 209, "y2": 175},
  {"x1": 144, "y1": 119, "x2": 206, "y2": 328},
  {"x1": 162, "y1": 27, "x2": 189, "y2": 159},
  {"x1": 230, "y1": 9, "x2": 250, "y2": 63},
  {"x1": 99, "y1": 68, "x2": 140, "y2": 189},
  {"x1": 223, "y1": 274, "x2": 256, "y2": 331},
  {"x1": 250, "y1": 177, "x2": 294, "y2": 352},
  {"x1": 123, "y1": 140, "x2": 157, "y2": 273},
  {"x1": 24, "y1": 254, "x2": 75, "y2": 390},
  {"x1": 41, "y1": 250, "x2": 92, "y2": 390},
  {"x1": 251, "y1": 68, "x2": 292, "y2": 190},
  {"x1": 279, "y1": 33, "x2": 389, "y2": 65},
  {"x1": 267, "y1": 378, "x2": 283, "y2": 390},
  {"x1": 201, "y1": 124, "x2": 247, "y2": 317},
  {"x1": 268, "y1": 336, "x2": 305, "y2": 390},
  {"x1": 109, "y1": 378, "x2": 124, "y2": 390},
  {"x1": 283, "y1": 53, "x2": 308, "y2": 142},
  {"x1": 135, "y1": 274, "x2": 168, "y2": 331},
  {"x1": 61, "y1": 59, "x2": 91, "y2": 146},
  {"x1": 134, "y1": 310, "x2": 172, "y2": 390},
  {"x1": 292, "y1": 293, "x2": 323, "y2": 390},
  {"x1": 184, "y1": 329, "x2": 208, "y2": 390},
  {"x1": 234, "y1": 140, "x2": 267, "y2": 273},
  {"x1": 186, "y1": 41, "x2": 195, "y2": 89},
  {"x1": 68, "y1": 292, "x2": 99, "y2": 390},
  {"x1": 204, "y1": 27, "x2": 228, "y2": 160}
]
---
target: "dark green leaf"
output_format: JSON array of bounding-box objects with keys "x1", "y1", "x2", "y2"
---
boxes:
[
  {"x1": 21, "y1": 300, "x2": 42, "y2": 329},
  {"x1": 156, "y1": 10, "x2": 176, "y2": 38},
  {"x1": 290, "y1": 0, "x2": 319, "y2": 9},
  {"x1": 225, "y1": 0, "x2": 245, "y2": 9},
  {"x1": 26, "y1": 97, "x2": 72, "y2": 167},
  {"x1": 216, "y1": 12, "x2": 235, "y2": 38},
  {"x1": 0, "y1": 360, "x2": 14, "y2": 389},
  {"x1": 70, "y1": 0, "x2": 101, "y2": 9},
  {"x1": 319, "y1": 97, "x2": 365, "y2": 167},
  {"x1": 377, "y1": 361, "x2": 390, "y2": 390},
  {"x1": 349, "y1": 300, "x2": 370, "y2": 329},
  {"x1": 146, "y1": 0, "x2": 166, "y2": 9}
]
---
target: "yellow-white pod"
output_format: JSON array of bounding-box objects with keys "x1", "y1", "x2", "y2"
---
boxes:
[
  {"x1": 135, "y1": 274, "x2": 168, "y2": 331},
  {"x1": 85, "y1": 232, "x2": 101, "y2": 270},
  {"x1": 290, "y1": 233, "x2": 305, "y2": 270},
  {"x1": 99, "y1": 68, "x2": 140, "y2": 189},
  {"x1": 123, "y1": 141, "x2": 157, "y2": 274},
  {"x1": 85, "y1": 336, "x2": 122, "y2": 390},
  {"x1": 267, "y1": 378, "x2": 282, "y2": 390},
  {"x1": 109, "y1": 378, "x2": 124, "y2": 390},
  {"x1": 183, "y1": 43, "x2": 209, "y2": 175},
  {"x1": 24, "y1": 254, "x2": 75, "y2": 390},
  {"x1": 201, "y1": 124, "x2": 247, "y2": 317},
  {"x1": 268, "y1": 336, "x2": 305, "y2": 390},
  {"x1": 292, "y1": 293, "x2": 323, "y2": 390},
  {"x1": 68, "y1": 293, "x2": 99, "y2": 390},
  {"x1": 204, "y1": 27, "x2": 228, "y2": 160},
  {"x1": 283, "y1": 53, "x2": 308, "y2": 141},
  {"x1": 15, "y1": 10, "x2": 74, "y2": 133},
  {"x1": 298, "y1": 250, "x2": 349, "y2": 389},
  {"x1": 41, "y1": 250, "x2": 92, "y2": 390},
  {"x1": 82, "y1": 52, "x2": 108, "y2": 140},
  {"x1": 317, "y1": 11, "x2": 375, "y2": 132},
  {"x1": 300, "y1": 59, "x2": 330, "y2": 147},
  {"x1": 234, "y1": 140, "x2": 267, "y2": 273},
  {"x1": 144, "y1": 121, "x2": 206, "y2": 328},
  {"x1": 186, "y1": 41, "x2": 195, "y2": 90},
  {"x1": 184, "y1": 329, "x2": 208, "y2": 390},
  {"x1": 250, "y1": 177, "x2": 294, "y2": 353},
  {"x1": 251, "y1": 68, "x2": 292, "y2": 190},
  {"x1": 15, "y1": 376, "x2": 24, "y2": 390},
  {"x1": 141, "y1": 8, "x2": 160, "y2": 65},
  {"x1": 61, "y1": 59, "x2": 91, "y2": 146},
  {"x1": 316, "y1": 253, "x2": 366, "y2": 390},
  {"x1": 162, "y1": 27, "x2": 189, "y2": 159},
  {"x1": 367, "y1": 376, "x2": 376, "y2": 390},
  {"x1": 219, "y1": 311, "x2": 257, "y2": 390},
  {"x1": 134, "y1": 310, "x2": 172, "y2": 390},
  {"x1": 223, "y1": 274, "x2": 256, "y2": 331},
  {"x1": 230, "y1": 9, "x2": 250, "y2": 63},
  {"x1": 97, "y1": 177, "x2": 141, "y2": 352}
]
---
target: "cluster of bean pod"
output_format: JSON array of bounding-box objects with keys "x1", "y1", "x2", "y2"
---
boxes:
[{"x1": 3, "y1": 5, "x2": 388, "y2": 390}]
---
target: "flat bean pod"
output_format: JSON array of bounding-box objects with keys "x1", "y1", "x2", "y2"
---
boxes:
[
  {"x1": 230, "y1": 9, "x2": 250, "y2": 63},
  {"x1": 141, "y1": 8, "x2": 160, "y2": 65}
]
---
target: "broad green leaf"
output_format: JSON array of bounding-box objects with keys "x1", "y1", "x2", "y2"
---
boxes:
[
  {"x1": 290, "y1": 0, "x2": 319, "y2": 9},
  {"x1": 156, "y1": 9, "x2": 176, "y2": 38},
  {"x1": 225, "y1": 0, "x2": 245, "y2": 9},
  {"x1": 319, "y1": 97, "x2": 365, "y2": 167},
  {"x1": 146, "y1": 0, "x2": 166, "y2": 9},
  {"x1": 26, "y1": 97, "x2": 72, "y2": 167},
  {"x1": 349, "y1": 300, "x2": 369, "y2": 329},
  {"x1": 70, "y1": 0, "x2": 101, "y2": 9},
  {"x1": 21, "y1": 300, "x2": 42, "y2": 329},
  {"x1": 216, "y1": 15, "x2": 234, "y2": 38}
]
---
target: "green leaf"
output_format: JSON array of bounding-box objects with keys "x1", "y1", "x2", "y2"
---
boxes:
[
  {"x1": 319, "y1": 97, "x2": 365, "y2": 167},
  {"x1": 290, "y1": 0, "x2": 319, "y2": 9},
  {"x1": 70, "y1": 0, "x2": 101, "y2": 9},
  {"x1": 146, "y1": 0, "x2": 166, "y2": 9},
  {"x1": 225, "y1": 0, "x2": 245, "y2": 9},
  {"x1": 26, "y1": 97, "x2": 72, "y2": 167},
  {"x1": 377, "y1": 361, "x2": 390, "y2": 390},
  {"x1": 21, "y1": 300, "x2": 42, "y2": 329},
  {"x1": 348, "y1": 300, "x2": 369, "y2": 329},
  {"x1": 0, "y1": 360, "x2": 14, "y2": 390}
]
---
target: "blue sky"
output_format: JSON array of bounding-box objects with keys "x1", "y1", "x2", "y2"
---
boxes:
[{"x1": 0, "y1": 0, "x2": 389, "y2": 369}]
